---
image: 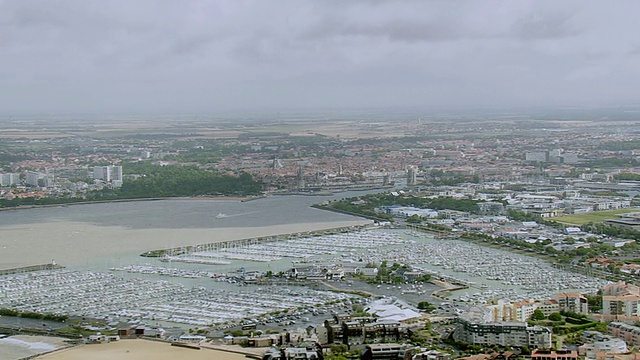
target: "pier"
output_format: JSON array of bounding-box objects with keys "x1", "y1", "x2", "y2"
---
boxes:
[
  {"x1": 141, "y1": 224, "x2": 376, "y2": 259},
  {"x1": 150, "y1": 227, "x2": 405, "y2": 265},
  {"x1": 0, "y1": 263, "x2": 64, "y2": 276}
]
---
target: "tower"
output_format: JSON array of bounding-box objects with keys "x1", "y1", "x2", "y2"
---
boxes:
[
  {"x1": 407, "y1": 166, "x2": 418, "y2": 186},
  {"x1": 296, "y1": 165, "x2": 305, "y2": 190}
]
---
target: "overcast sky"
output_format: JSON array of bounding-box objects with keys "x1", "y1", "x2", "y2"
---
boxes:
[{"x1": 1, "y1": 0, "x2": 639, "y2": 115}]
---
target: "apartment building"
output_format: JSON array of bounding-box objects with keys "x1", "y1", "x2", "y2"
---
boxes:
[
  {"x1": 607, "y1": 322, "x2": 640, "y2": 347},
  {"x1": 93, "y1": 165, "x2": 123, "y2": 187},
  {"x1": 488, "y1": 299, "x2": 538, "y2": 322},
  {"x1": 600, "y1": 282, "x2": 640, "y2": 322},
  {"x1": 536, "y1": 299, "x2": 560, "y2": 316},
  {"x1": 553, "y1": 292, "x2": 589, "y2": 315},
  {"x1": 0, "y1": 173, "x2": 19, "y2": 186},
  {"x1": 453, "y1": 306, "x2": 552, "y2": 348}
]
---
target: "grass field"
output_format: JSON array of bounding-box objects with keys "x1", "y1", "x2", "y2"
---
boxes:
[{"x1": 554, "y1": 208, "x2": 640, "y2": 225}]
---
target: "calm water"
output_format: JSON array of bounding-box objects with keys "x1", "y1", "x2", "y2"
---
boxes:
[
  {"x1": 0, "y1": 194, "x2": 361, "y2": 230},
  {"x1": 0, "y1": 192, "x2": 377, "y2": 269}
]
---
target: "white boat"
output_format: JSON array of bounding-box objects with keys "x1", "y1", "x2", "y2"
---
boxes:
[{"x1": 215, "y1": 213, "x2": 228, "y2": 219}]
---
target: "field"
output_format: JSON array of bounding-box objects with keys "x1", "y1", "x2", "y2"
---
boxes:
[{"x1": 554, "y1": 209, "x2": 639, "y2": 225}]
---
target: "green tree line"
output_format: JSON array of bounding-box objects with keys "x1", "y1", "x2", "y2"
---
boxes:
[
  {"x1": 0, "y1": 165, "x2": 262, "y2": 208},
  {"x1": 115, "y1": 165, "x2": 261, "y2": 198}
]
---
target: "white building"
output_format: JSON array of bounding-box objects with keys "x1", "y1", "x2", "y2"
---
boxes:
[
  {"x1": 453, "y1": 306, "x2": 552, "y2": 348},
  {"x1": 525, "y1": 151, "x2": 548, "y2": 162},
  {"x1": 359, "y1": 267, "x2": 379, "y2": 277},
  {"x1": 407, "y1": 166, "x2": 418, "y2": 186},
  {"x1": 93, "y1": 165, "x2": 123, "y2": 187},
  {"x1": 579, "y1": 333, "x2": 628, "y2": 359},
  {"x1": 0, "y1": 173, "x2": 19, "y2": 186},
  {"x1": 25, "y1": 171, "x2": 44, "y2": 187},
  {"x1": 562, "y1": 153, "x2": 580, "y2": 164},
  {"x1": 386, "y1": 206, "x2": 438, "y2": 218},
  {"x1": 365, "y1": 298, "x2": 421, "y2": 322}
]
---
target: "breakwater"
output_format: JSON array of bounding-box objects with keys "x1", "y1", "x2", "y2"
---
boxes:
[
  {"x1": 140, "y1": 223, "x2": 375, "y2": 258},
  {"x1": 0, "y1": 263, "x2": 64, "y2": 275}
]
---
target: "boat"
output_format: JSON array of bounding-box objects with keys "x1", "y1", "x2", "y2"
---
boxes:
[{"x1": 215, "y1": 213, "x2": 228, "y2": 219}]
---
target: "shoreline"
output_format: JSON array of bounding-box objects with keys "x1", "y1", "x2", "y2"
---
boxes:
[
  {"x1": 0, "y1": 334, "x2": 74, "y2": 360},
  {"x1": 430, "y1": 279, "x2": 467, "y2": 300}
]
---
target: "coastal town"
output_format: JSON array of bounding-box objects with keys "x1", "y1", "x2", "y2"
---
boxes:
[
  {"x1": 1, "y1": 114, "x2": 640, "y2": 360},
  {"x1": 5, "y1": 0, "x2": 640, "y2": 357}
]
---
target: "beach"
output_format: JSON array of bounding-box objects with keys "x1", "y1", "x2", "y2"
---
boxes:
[
  {"x1": 0, "y1": 335, "x2": 70, "y2": 360},
  {"x1": 36, "y1": 339, "x2": 247, "y2": 360}
]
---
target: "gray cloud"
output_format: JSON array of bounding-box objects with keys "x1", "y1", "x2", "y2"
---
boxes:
[
  {"x1": 511, "y1": 12, "x2": 580, "y2": 40},
  {"x1": 168, "y1": 35, "x2": 216, "y2": 56},
  {"x1": 302, "y1": 18, "x2": 465, "y2": 43},
  {"x1": 0, "y1": 0, "x2": 639, "y2": 115}
]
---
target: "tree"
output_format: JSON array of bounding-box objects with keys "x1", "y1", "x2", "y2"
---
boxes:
[
  {"x1": 585, "y1": 294, "x2": 602, "y2": 313},
  {"x1": 531, "y1": 309, "x2": 546, "y2": 321},
  {"x1": 330, "y1": 344, "x2": 348, "y2": 355},
  {"x1": 549, "y1": 312, "x2": 563, "y2": 321},
  {"x1": 417, "y1": 301, "x2": 436, "y2": 312}
]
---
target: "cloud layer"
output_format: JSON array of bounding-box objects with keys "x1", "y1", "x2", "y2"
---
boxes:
[{"x1": 1, "y1": 0, "x2": 639, "y2": 115}]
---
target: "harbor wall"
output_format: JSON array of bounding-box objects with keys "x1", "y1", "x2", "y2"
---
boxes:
[
  {"x1": 141, "y1": 223, "x2": 376, "y2": 258},
  {"x1": 0, "y1": 263, "x2": 64, "y2": 275}
]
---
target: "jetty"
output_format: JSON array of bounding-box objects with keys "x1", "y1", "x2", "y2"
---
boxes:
[
  {"x1": 141, "y1": 224, "x2": 379, "y2": 262},
  {"x1": 0, "y1": 262, "x2": 63, "y2": 276}
]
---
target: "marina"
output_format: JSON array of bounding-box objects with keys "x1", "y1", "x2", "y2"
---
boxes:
[
  {"x1": 0, "y1": 197, "x2": 613, "y2": 357},
  {"x1": 0, "y1": 269, "x2": 359, "y2": 327},
  {"x1": 0, "y1": 226, "x2": 611, "y2": 328},
  {"x1": 356, "y1": 230, "x2": 608, "y2": 303},
  {"x1": 163, "y1": 230, "x2": 408, "y2": 264},
  {"x1": 0, "y1": 198, "x2": 613, "y2": 336},
  {"x1": 149, "y1": 228, "x2": 607, "y2": 304}
]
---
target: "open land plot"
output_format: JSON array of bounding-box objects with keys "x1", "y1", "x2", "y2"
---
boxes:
[
  {"x1": 36, "y1": 340, "x2": 245, "y2": 360},
  {"x1": 0, "y1": 115, "x2": 599, "y2": 141},
  {"x1": 0, "y1": 117, "x2": 426, "y2": 140},
  {"x1": 554, "y1": 209, "x2": 639, "y2": 225}
]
